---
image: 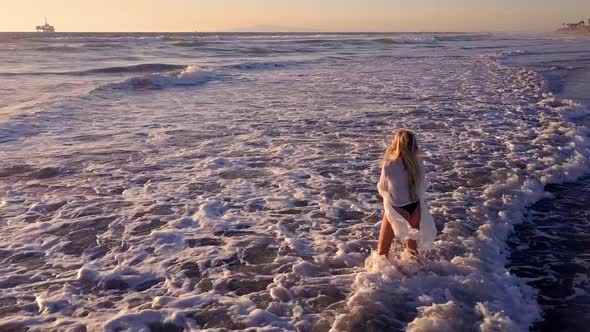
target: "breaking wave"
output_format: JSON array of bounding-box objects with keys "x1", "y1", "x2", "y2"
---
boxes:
[
  {"x1": 0, "y1": 63, "x2": 185, "y2": 77},
  {"x1": 92, "y1": 60, "x2": 307, "y2": 91},
  {"x1": 97, "y1": 65, "x2": 214, "y2": 90},
  {"x1": 85, "y1": 63, "x2": 186, "y2": 74}
]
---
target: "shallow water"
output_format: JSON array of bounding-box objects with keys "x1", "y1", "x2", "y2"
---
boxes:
[{"x1": 0, "y1": 32, "x2": 589, "y2": 331}]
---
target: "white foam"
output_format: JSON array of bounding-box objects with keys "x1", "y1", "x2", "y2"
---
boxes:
[
  {"x1": 332, "y1": 59, "x2": 590, "y2": 331},
  {"x1": 109, "y1": 65, "x2": 214, "y2": 90},
  {"x1": 2, "y1": 33, "x2": 590, "y2": 331}
]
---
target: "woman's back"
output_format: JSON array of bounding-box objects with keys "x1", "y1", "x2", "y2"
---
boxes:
[
  {"x1": 379, "y1": 157, "x2": 424, "y2": 207},
  {"x1": 377, "y1": 129, "x2": 436, "y2": 256}
]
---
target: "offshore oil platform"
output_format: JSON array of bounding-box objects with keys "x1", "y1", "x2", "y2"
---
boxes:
[
  {"x1": 36, "y1": 17, "x2": 55, "y2": 32},
  {"x1": 557, "y1": 18, "x2": 590, "y2": 34}
]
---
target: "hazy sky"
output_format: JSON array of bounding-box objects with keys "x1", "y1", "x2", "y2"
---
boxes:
[{"x1": 1, "y1": 0, "x2": 589, "y2": 32}]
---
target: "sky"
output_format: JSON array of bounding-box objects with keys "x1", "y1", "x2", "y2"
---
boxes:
[{"x1": 1, "y1": 0, "x2": 589, "y2": 32}]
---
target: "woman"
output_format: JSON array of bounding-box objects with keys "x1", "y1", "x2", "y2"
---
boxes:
[{"x1": 377, "y1": 129, "x2": 436, "y2": 258}]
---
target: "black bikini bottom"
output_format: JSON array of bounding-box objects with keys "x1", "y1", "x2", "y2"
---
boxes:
[{"x1": 399, "y1": 201, "x2": 419, "y2": 214}]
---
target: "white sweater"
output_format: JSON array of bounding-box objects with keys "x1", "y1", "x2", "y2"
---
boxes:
[
  {"x1": 376, "y1": 156, "x2": 437, "y2": 250},
  {"x1": 378, "y1": 157, "x2": 426, "y2": 207}
]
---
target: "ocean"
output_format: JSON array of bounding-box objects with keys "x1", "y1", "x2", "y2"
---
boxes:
[{"x1": 0, "y1": 32, "x2": 589, "y2": 331}]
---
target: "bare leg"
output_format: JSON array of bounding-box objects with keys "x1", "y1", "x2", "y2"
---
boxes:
[
  {"x1": 377, "y1": 214, "x2": 395, "y2": 256},
  {"x1": 405, "y1": 202, "x2": 421, "y2": 253}
]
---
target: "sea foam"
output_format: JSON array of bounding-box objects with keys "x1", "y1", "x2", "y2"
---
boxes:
[{"x1": 1, "y1": 32, "x2": 590, "y2": 331}]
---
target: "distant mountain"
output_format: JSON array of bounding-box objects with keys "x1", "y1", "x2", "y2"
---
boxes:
[{"x1": 228, "y1": 24, "x2": 318, "y2": 33}]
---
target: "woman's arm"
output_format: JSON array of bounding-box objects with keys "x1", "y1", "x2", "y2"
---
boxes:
[{"x1": 378, "y1": 163, "x2": 388, "y2": 192}]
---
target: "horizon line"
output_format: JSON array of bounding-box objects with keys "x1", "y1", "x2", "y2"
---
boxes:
[{"x1": 0, "y1": 29, "x2": 554, "y2": 34}]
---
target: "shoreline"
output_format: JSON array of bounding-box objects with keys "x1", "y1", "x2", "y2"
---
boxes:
[
  {"x1": 509, "y1": 176, "x2": 590, "y2": 331},
  {"x1": 504, "y1": 44, "x2": 590, "y2": 329}
]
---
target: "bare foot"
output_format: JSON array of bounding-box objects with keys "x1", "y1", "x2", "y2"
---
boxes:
[{"x1": 401, "y1": 248, "x2": 419, "y2": 261}]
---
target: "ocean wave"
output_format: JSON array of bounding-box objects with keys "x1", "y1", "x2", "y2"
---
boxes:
[
  {"x1": 226, "y1": 60, "x2": 305, "y2": 70},
  {"x1": 30, "y1": 35, "x2": 167, "y2": 42},
  {"x1": 29, "y1": 45, "x2": 85, "y2": 52},
  {"x1": 80, "y1": 42, "x2": 128, "y2": 49},
  {"x1": 92, "y1": 60, "x2": 307, "y2": 91},
  {"x1": 496, "y1": 49, "x2": 530, "y2": 57},
  {"x1": 85, "y1": 63, "x2": 186, "y2": 74},
  {"x1": 0, "y1": 63, "x2": 185, "y2": 77},
  {"x1": 288, "y1": 37, "x2": 434, "y2": 46},
  {"x1": 0, "y1": 58, "x2": 304, "y2": 82},
  {"x1": 373, "y1": 37, "x2": 439, "y2": 45},
  {"x1": 96, "y1": 65, "x2": 214, "y2": 90},
  {"x1": 28, "y1": 42, "x2": 130, "y2": 51},
  {"x1": 433, "y1": 33, "x2": 492, "y2": 42},
  {"x1": 290, "y1": 38, "x2": 354, "y2": 44},
  {"x1": 172, "y1": 40, "x2": 208, "y2": 47}
]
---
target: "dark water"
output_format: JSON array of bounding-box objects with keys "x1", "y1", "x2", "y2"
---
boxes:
[{"x1": 509, "y1": 176, "x2": 590, "y2": 331}]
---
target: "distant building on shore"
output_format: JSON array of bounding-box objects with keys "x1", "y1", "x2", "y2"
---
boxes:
[
  {"x1": 557, "y1": 18, "x2": 590, "y2": 34},
  {"x1": 36, "y1": 17, "x2": 55, "y2": 33}
]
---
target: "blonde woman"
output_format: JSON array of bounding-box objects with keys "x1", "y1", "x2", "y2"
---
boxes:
[{"x1": 377, "y1": 129, "x2": 436, "y2": 258}]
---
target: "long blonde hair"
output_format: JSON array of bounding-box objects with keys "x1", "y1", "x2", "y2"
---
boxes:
[{"x1": 383, "y1": 129, "x2": 421, "y2": 201}]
